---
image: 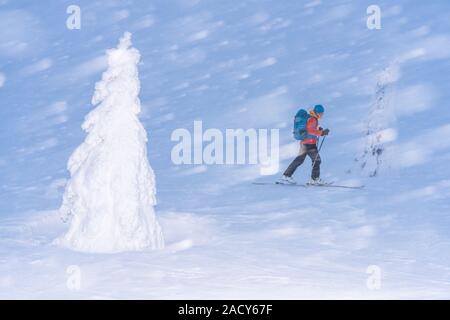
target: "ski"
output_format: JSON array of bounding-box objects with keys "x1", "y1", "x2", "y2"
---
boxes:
[
  {"x1": 252, "y1": 182, "x2": 364, "y2": 190},
  {"x1": 252, "y1": 182, "x2": 306, "y2": 187},
  {"x1": 305, "y1": 183, "x2": 364, "y2": 190}
]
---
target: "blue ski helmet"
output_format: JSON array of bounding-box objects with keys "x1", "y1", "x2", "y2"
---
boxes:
[{"x1": 314, "y1": 104, "x2": 325, "y2": 114}]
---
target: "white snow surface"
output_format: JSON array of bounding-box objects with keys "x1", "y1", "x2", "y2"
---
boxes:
[
  {"x1": 56, "y1": 33, "x2": 164, "y2": 253},
  {"x1": 2, "y1": 181, "x2": 450, "y2": 299},
  {"x1": 1, "y1": 0, "x2": 450, "y2": 299}
]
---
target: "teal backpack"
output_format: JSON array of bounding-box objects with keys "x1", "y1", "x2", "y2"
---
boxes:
[{"x1": 293, "y1": 109, "x2": 310, "y2": 141}]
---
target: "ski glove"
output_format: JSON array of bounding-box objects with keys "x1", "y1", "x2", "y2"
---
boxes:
[{"x1": 321, "y1": 128, "x2": 330, "y2": 136}]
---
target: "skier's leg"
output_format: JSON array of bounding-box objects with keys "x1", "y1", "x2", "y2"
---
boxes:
[
  {"x1": 307, "y1": 146, "x2": 321, "y2": 180},
  {"x1": 283, "y1": 145, "x2": 307, "y2": 177}
]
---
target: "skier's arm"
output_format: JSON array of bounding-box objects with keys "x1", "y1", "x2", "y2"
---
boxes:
[{"x1": 306, "y1": 117, "x2": 322, "y2": 136}]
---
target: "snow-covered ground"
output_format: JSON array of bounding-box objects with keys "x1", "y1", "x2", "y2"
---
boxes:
[
  {"x1": 2, "y1": 178, "x2": 450, "y2": 299},
  {"x1": 1, "y1": 0, "x2": 450, "y2": 299}
]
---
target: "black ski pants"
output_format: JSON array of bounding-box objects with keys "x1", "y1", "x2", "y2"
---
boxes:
[{"x1": 283, "y1": 143, "x2": 321, "y2": 179}]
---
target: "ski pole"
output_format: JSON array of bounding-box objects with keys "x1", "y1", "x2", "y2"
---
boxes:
[{"x1": 311, "y1": 136, "x2": 326, "y2": 169}]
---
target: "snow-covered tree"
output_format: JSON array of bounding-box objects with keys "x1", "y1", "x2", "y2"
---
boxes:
[
  {"x1": 56, "y1": 32, "x2": 164, "y2": 253},
  {"x1": 353, "y1": 64, "x2": 399, "y2": 177}
]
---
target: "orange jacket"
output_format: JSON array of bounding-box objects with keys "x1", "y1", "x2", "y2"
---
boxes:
[{"x1": 301, "y1": 116, "x2": 322, "y2": 145}]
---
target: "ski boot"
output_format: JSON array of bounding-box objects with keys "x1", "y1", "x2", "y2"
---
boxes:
[
  {"x1": 307, "y1": 178, "x2": 332, "y2": 186},
  {"x1": 277, "y1": 175, "x2": 297, "y2": 185}
]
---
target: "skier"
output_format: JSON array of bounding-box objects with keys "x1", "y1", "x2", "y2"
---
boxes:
[{"x1": 278, "y1": 104, "x2": 330, "y2": 185}]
